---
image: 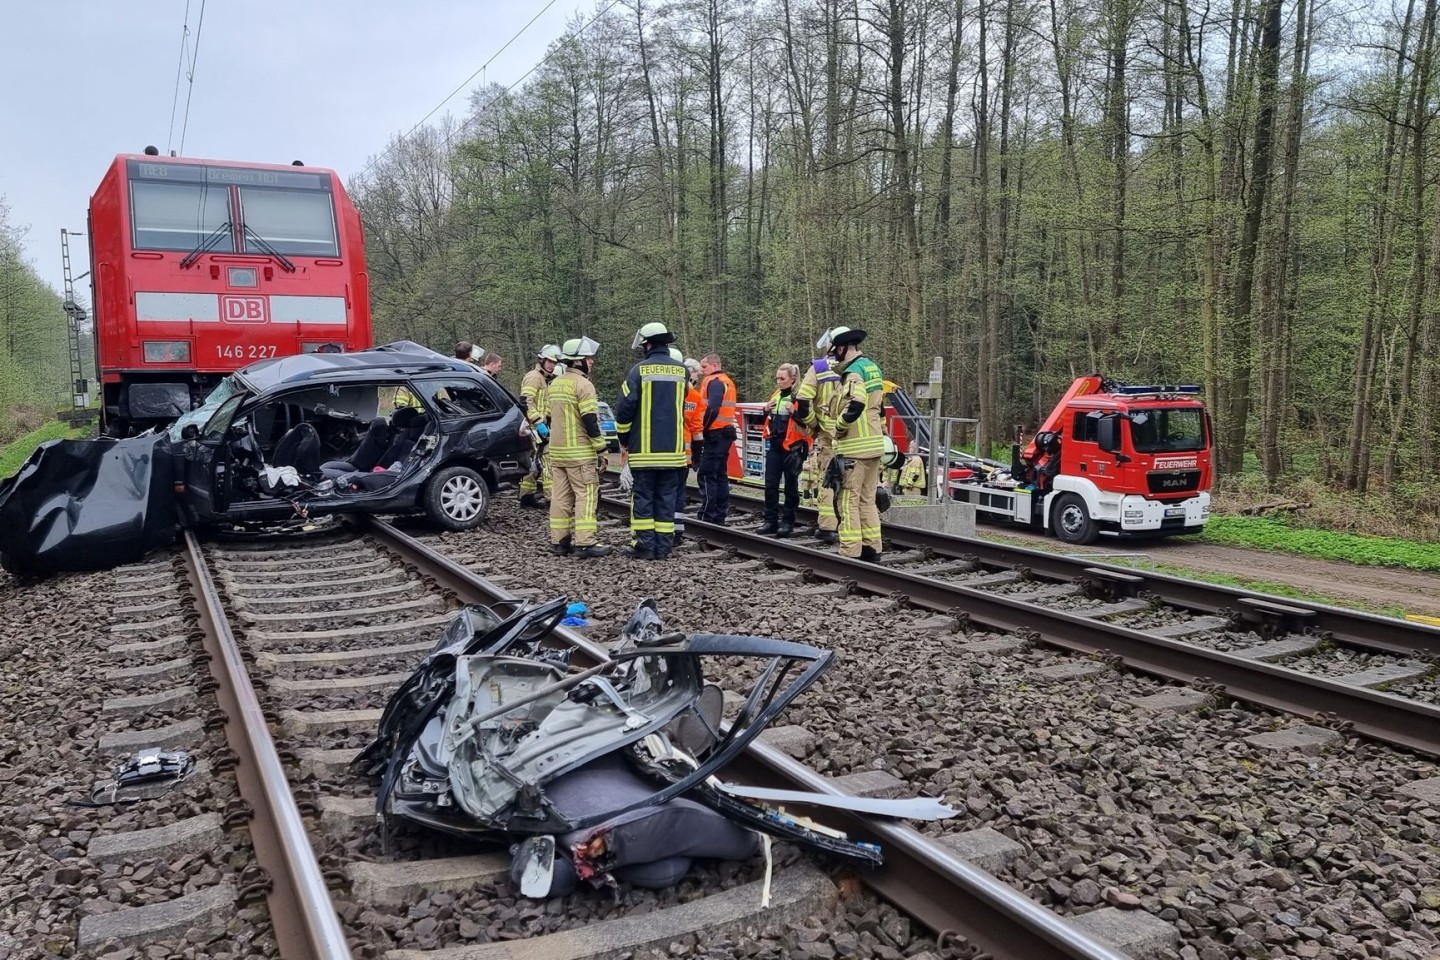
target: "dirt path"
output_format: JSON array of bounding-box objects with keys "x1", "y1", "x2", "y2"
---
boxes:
[{"x1": 977, "y1": 527, "x2": 1440, "y2": 619}]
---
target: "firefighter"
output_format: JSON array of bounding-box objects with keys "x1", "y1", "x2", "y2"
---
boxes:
[
  {"x1": 898, "y1": 451, "x2": 927, "y2": 496},
  {"x1": 696, "y1": 352, "x2": 738, "y2": 524},
  {"x1": 795, "y1": 329, "x2": 842, "y2": 544},
  {"x1": 825, "y1": 327, "x2": 886, "y2": 561},
  {"x1": 759, "y1": 363, "x2": 807, "y2": 537},
  {"x1": 615, "y1": 323, "x2": 688, "y2": 560},
  {"x1": 547, "y1": 337, "x2": 612, "y2": 558},
  {"x1": 519, "y1": 345, "x2": 562, "y2": 509}
]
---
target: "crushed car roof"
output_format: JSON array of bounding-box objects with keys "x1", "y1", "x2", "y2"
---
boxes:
[{"x1": 237, "y1": 341, "x2": 476, "y2": 390}]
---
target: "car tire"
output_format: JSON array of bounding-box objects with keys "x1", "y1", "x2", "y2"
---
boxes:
[
  {"x1": 424, "y1": 465, "x2": 490, "y2": 531},
  {"x1": 1051, "y1": 493, "x2": 1098, "y2": 545}
]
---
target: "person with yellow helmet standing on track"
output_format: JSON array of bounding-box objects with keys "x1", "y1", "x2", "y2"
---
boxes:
[
  {"x1": 519, "y1": 344, "x2": 562, "y2": 509},
  {"x1": 546, "y1": 338, "x2": 612, "y2": 558},
  {"x1": 824, "y1": 327, "x2": 886, "y2": 560},
  {"x1": 795, "y1": 329, "x2": 843, "y2": 544},
  {"x1": 614, "y1": 323, "x2": 689, "y2": 560}
]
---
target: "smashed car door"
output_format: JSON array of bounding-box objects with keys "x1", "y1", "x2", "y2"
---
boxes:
[{"x1": 0, "y1": 434, "x2": 177, "y2": 572}]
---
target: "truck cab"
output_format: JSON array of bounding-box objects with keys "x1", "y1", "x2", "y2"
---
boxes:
[{"x1": 950, "y1": 377, "x2": 1213, "y2": 544}]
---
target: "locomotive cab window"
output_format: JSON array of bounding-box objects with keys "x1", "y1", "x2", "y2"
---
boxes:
[
  {"x1": 130, "y1": 181, "x2": 230, "y2": 251},
  {"x1": 238, "y1": 187, "x2": 339, "y2": 257}
]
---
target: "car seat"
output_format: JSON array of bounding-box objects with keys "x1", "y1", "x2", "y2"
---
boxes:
[
  {"x1": 272, "y1": 423, "x2": 322, "y2": 476},
  {"x1": 336, "y1": 407, "x2": 429, "y2": 493},
  {"x1": 322, "y1": 417, "x2": 390, "y2": 478}
]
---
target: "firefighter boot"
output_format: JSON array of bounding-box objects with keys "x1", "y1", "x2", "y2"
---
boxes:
[
  {"x1": 776, "y1": 523, "x2": 794, "y2": 538},
  {"x1": 579, "y1": 544, "x2": 613, "y2": 558},
  {"x1": 552, "y1": 537, "x2": 573, "y2": 557},
  {"x1": 756, "y1": 521, "x2": 780, "y2": 536},
  {"x1": 520, "y1": 493, "x2": 546, "y2": 509},
  {"x1": 860, "y1": 545, "x2": 881, "y2": 562},
  {"x1": 815, "y1": 530, "x2": 838, "y2": 544}
]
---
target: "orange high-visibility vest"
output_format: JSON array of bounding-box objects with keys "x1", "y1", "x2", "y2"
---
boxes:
[
  {"x1": 761, "y1": 388, "x2": 809, "y2": 451},
  {"x1": 699, "y1": 372, "x2": 737, "y2": 431}
]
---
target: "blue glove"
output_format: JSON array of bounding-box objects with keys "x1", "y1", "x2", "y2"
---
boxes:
[{"x1": 535, "y1": 422, "x2": 550, "y2": 440}]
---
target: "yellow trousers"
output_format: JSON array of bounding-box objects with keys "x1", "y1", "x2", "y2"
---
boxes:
[
  {"x1": 804, "y1": 437, "x2": 838, "y2": 532},
  {"x1": 837, "y1": 456, "x2": 881, "y2": 557},
  {"x1": 519, "y1": 451, "x2": 551, "y2": 496},
  {"x1": 549, "y1": 461, "x2": 599, "y2": 546}
]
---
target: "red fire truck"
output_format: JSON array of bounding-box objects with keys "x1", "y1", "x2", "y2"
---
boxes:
[
  {"x1": 948, "y1": 376, "x2": 1212, "y2": 544},
  {"x1": 89, "y1": 150, "x2": 373, "y2": 433}
]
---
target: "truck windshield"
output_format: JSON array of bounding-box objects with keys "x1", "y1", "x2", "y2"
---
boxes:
[{"x1": 1129, "y1": 408, "x2": 1206, "y2": 453}]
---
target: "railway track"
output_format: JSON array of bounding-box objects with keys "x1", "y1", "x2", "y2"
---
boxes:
[
  {"x1": 87, "y1": 522, "x2": 1138, "y2": 960},
  {"x1": 598, "y1": 492, "x2": 1440, "y2": 758}
]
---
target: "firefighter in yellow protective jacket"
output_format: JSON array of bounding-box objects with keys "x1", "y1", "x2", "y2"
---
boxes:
[
  {"x1": 519, "y1": 344, "x2": 562, "y2": 509},
  {"x1": 795, "y1": 329, "x2": 843, "y2": 544},
  {"x1": 824, "y1": 327, "x2": 886, "y2": 560},
  {"x1": 547, "y1": 338, "x2": 613, "y2": 558}
]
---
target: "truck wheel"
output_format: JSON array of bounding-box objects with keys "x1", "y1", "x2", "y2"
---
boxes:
[
  {"x1": 424, "y1": 466, "x2": 490, "y2": 531},
  {"x1": 1052, "y1": 493, "x2": 1098, "y2": 545}
]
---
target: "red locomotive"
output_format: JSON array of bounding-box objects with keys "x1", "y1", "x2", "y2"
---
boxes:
[{"x1": 88, "y1": 149, "x2": 373, "y2": 433}]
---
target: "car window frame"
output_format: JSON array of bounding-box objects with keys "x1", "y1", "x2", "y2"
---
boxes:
[{"x1": 412, "y1": 374, "x2": 505, "y2": 423}]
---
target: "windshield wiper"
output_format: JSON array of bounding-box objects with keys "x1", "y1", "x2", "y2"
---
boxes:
[
  {"x1": 240, "y1": 224, "x2": 297, "y2": 273},
  {"x1": 180, "y1": 221, "x2": 234, "y2": 269}
]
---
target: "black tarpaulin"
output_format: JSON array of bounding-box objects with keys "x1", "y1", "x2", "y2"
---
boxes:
[{"x1": 0, "y1": 436, "x2": 176, "y2": 572}]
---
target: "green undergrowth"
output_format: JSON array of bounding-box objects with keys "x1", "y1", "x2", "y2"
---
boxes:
[
  {"x1": 0, "y1": 421, "x2": 89, "y2": 481},
  {"x1": 1199, "y1": 515, "x2": 1440, "y2": 572}
]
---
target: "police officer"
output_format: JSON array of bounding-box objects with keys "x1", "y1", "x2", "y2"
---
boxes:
[
  {"x1": 696, "y1": 353, "x2": 738, "y2": 524},
  {"x1": 615, "y1": 323, "x2": 688, "y2": 560},
  {"x1": 824, "y1": 327, "x2": 886, "y2": 561},
  {"x1": 795, "y1": 329, "x2": 842, "y2": 544},
  {"x1": 547, "y1": 338, "x2": 612, "y2": 558},
  {"x1": 519, "y1": 345, "x2": 562, "y2": 509}
]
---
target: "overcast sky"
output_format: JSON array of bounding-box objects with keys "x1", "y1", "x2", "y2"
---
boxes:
[{"x1": 0, "y1": 1, "x2": 584, "y2": 299}]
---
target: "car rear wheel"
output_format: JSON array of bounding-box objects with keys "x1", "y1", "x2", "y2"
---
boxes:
[
  {"x1": 1051, "y1": 493, "x2": 1098, "y2": 545},
  {"x1": 424, "y1": 466, "x2": 490, "y2": 530}
]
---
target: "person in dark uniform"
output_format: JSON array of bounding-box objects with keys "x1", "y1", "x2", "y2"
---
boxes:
[{"x1": 614, "y1": 323, "x2": 689, "y2": 560}]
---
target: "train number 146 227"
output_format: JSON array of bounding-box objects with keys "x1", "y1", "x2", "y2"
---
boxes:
[{"x1": 216, "y1": 344, "x2": 278, "y2": 360}]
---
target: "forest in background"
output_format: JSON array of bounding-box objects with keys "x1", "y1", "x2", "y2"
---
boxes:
[
  {"x1": 351, "y1": 0, "x2": 1440, "y2": 507},
  {"x1": 0, "y1": 199, "x2": 73, "y2": 444}
]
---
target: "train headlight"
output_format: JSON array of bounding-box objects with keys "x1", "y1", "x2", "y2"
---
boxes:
[{"x1": 143, "y1": 341, "x2": 191, "y2": 363}]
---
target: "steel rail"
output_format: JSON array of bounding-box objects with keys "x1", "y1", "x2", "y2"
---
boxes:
[
  {"x1": 600, "y1": 499, "x2": 1440, "y2": 758},
  {"x1": 362, "y1": 518, "x2": 1126, "y2": 960},
  {"x1": 719, "y1": 496, "x2": 1440, "y2": 659},
  {"x1": 181, "y1": 530, "x2": 353, "y2": 960}
]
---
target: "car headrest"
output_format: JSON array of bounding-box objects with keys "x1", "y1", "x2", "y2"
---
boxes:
[{"x1": 391, "y1": 406, "x2": 423, "y2": 430}]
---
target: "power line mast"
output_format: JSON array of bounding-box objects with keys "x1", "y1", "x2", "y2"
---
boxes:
[{"x1": 61, "y1": 228, "x2": 90, "y2": 411}]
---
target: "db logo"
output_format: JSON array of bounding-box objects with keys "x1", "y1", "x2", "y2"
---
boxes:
[{"x1": 221, "y1": 296, "x2": 269, "y2": 324}]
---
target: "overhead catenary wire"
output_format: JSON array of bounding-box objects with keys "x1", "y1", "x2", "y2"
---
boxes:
[
  {"x1": 177, "y1": 0, "x2": 208, "y2": 156},
  {"x1": 164, "y1": 0, "x2": 192, "y2": 155},
  {"x1": 357, "y1": 0, "x2": 624, "y2": 182}
]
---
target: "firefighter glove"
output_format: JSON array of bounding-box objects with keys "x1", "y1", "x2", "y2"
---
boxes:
[{"x1": 618, "y1": 462, "x2": 634, "y2": 493}]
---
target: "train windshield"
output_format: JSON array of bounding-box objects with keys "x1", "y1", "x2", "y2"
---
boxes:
[
  {"x1": 130, "y1": 181, "x2": 230, "y2": 251},
  {"x1": 126, "y1": 160, "x2": 339, "y2": 257},
  {"x1": 1129, "y1": 408, "x2": 1206, "y2": 453},
  {"x1": 238, "y1": 187, "x2": 338, "y2": 257}
]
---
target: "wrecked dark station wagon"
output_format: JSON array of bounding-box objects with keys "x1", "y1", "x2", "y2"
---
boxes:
[{"x1": 0, "y1": 343, "x2": 532, "y2": 573}]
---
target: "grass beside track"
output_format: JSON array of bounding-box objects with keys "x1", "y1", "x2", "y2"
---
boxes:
[
  {"x1": 1199, "y1": 515, "x2": 1440, "y2": 572},
  {"x1": 0, "y1": 421, "x2": 89, "y2": 481}
]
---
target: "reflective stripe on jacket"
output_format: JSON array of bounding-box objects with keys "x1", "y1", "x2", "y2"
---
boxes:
[
  {"x1": 762, "y1": 387, "x2": 808, "y2": 451},
  {"x1": 797, "y1": 360, "x2": 841, "y2": 437},
  {"x1": 615, "y1": 349, "x2": 688, "y2": 469},
  {"x1": 831, "y1": 355, "x2": 886, "y2": 459},
  {"x1": 700, "y1": 372, "x2": 738, "y2": 431},
  {"x1": 548, "y1": 369, "x2": 605, "y2": 464},
  {"x1": 520, "y1": 367, "x2": 549, "y2": 426}
]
